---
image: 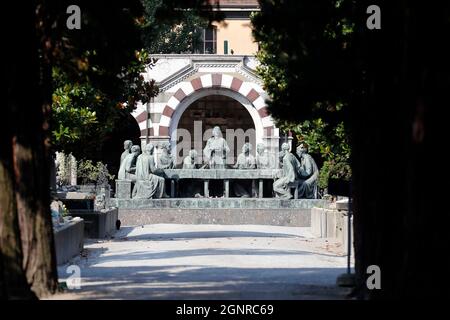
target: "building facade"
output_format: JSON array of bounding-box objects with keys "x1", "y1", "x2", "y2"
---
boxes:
[{"x1": 133, "y1": 0, "x2": 281, "y2": 166}]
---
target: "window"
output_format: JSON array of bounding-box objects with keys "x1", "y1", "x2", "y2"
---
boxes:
[
  {"x1": 193, "y1": 26, "x2": 217, "y2": 54},
  {"x1": 203, "y1": 26, "x2": 217, "y2": 54}
]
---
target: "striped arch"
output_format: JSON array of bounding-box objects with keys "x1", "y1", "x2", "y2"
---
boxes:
[{"x1": 134, "y1": 73, "x2": 275, "y2": 138}]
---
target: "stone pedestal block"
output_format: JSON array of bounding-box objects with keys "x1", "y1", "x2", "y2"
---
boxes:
[
  {"x1": 115, "y1": 179, "x2": 132, "y2": 199},
  {"x1": 311, "y1": 207, "x2": 328, "y2": 237},
  {"x1": 311, "y1": 206, "x2": 353, "y2": 251}
]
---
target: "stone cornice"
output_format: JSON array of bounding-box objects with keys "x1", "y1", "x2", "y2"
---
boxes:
[
  {"x1": 150, "y1": 55, "x2": 262, "y2": 91},
  {"x1": 157, "y1": 62, "x2": 197, "y2": 92}
]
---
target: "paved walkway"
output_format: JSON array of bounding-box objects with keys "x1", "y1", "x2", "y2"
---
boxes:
[{"x1": 51, "y1": 224, "x2": 352, "y2": 300}]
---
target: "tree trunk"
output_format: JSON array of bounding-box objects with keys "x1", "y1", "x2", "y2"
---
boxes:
[
  {"x1": 0, "y1": 109, "x2": 36, "y2": 300},
  {"x1": 351, "y1": 1, "x2": 450, "y2": 299},
  {"x1": 1, "y1": 0, "x2": 58, "y2": 299}
]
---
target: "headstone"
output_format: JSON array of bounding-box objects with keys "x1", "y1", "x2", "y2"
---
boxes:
[
  {"x1": 69, "y1": 154, "x2": 77, "y2": 185},
  {"x1": 95, "y1": 185, "x2": 111, "y2": 210},
  {"x1": 55, "y1": 152, "x2": 77, "y2": 187}
]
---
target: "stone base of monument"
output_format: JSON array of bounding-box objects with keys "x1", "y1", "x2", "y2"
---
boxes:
[
  {"x1": 54, "y1": 219, "x2": 84, "y2": 265},
  {"x1": 69, "y1": 208, "x2": 118, "y2": 238},
  {"x1": 111, "y1": 198, "x2": 329, "y2": 227}
]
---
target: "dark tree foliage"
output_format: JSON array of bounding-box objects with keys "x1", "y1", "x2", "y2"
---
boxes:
[
  {"x1": 252, "y1": 1, "x2": 356, "y2": 189},
  {"x1": 252, "y1": 0, "x2": 358, "y2": 125},
  {"x1": 253, "y1": 0, "x2": 450, "y2": 299},
  {"x1": 48, "y1": 1, "x2": 149, "y2": 98},
  {"x1": 50, "y1": 0, "x2": 158, "y2": 161},
  {"x1": 142, "y1": 0, "x2": 209, "y2": 53}
]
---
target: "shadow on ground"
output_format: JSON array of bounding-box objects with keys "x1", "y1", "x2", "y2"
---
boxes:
[
  {"x1": 114, "y1": 226, "x2": 307, "y2": 241},
  {"x1": 56, "y1": 225, "x2": 349, "y2": 300},
  {"x1": 60, "y1": 265, "x2": 349, "y2": 299}
]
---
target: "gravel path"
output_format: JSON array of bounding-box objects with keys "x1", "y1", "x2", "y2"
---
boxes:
[{"x1": 50, "y1": 224, "x2": 352, "y2": 300}]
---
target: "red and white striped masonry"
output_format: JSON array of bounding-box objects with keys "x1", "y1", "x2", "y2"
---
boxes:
[{"x1": 134, "y1": 73, "x2": 275, "y2": 137}]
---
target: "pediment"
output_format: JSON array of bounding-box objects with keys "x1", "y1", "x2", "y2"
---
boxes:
[{"x1": 146, "y1": 55, "x2": 262, "y2": 92}]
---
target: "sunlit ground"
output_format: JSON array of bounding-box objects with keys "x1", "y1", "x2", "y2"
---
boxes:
[{"x1": 50, "y1": 224, "x2": 353, "y2": 300}]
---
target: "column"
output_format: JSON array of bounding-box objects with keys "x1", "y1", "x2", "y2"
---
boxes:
[
  {"x1": 259, "y1": 179, "x2": 264, "y2": 198},
  {"x1": 224, "y1": 179, "x2": 230, "y2": 198},
  {"x1": 204, "y1": 180, "x2": 209, "y2": 198},
  {"x1": 171, "y1": 180, "x2": 176, "y2": 198},
  {"x1": 251, "y1": 179, "x2": 256, "y2": 198}
]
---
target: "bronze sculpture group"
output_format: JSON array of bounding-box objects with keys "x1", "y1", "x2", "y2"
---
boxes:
[
  {"x1": 273, "y1": 142, "x2": 319, "y2": 199},
  {"x1": 118, "y1": 126, "x2": 318, "y2": 199}
]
